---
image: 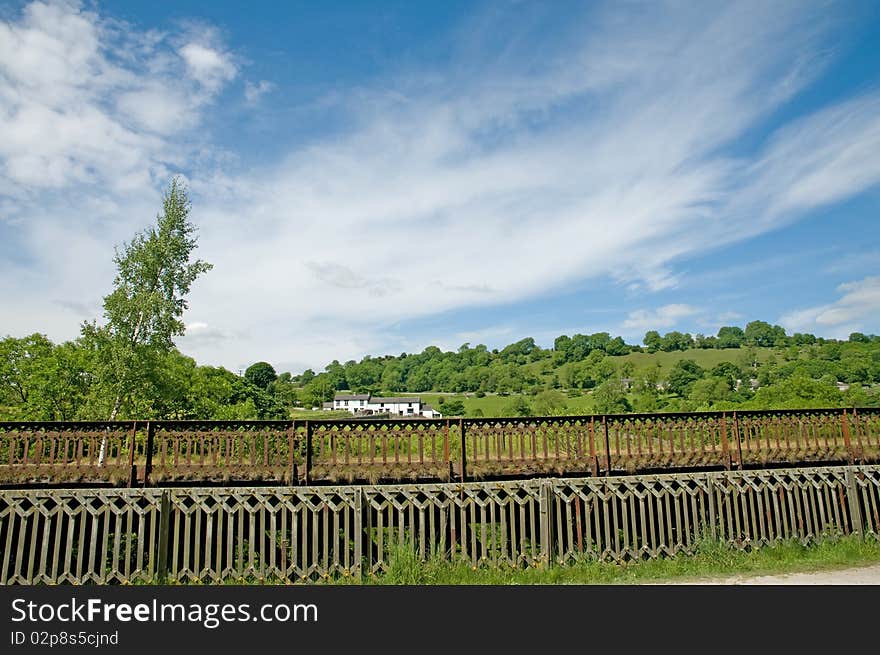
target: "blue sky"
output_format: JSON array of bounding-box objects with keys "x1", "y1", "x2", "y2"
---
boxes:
[{"x1": 1, "y1": 0, "x2": 879, "y2": 374}]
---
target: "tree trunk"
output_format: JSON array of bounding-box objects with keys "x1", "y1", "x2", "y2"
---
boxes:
[{"x1": 100, "y1": 271, "x2": 159, "y2": 465}]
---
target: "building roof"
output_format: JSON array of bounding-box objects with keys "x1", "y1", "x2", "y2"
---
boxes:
[
  {"x1": 372, "y1": 397, "x2": 420, "y2": 404},
  {"x1": 334, "y1": 394, "x2": 371, "y2": 401},
  {"x1": 421, "y1": 404, "x2": 437, "y2": 412},
  {"x1": 322, "y1": 401, "x2": 333, "y2": 409}
]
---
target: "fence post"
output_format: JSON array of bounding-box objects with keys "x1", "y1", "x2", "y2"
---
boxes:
[
  {"x1": 444, "y1": 419, "x2": 451, "y2": 481},
  {"x1": 143, "y1": 421, "x2": 155, "y2": 487},
  {"x1": 127, "y1": 420, "x2": 138, "y2": 488},
  {"x1": 304, "y1": 421, "x2": 312, "y2": 485},
  {"x1": 841, "y1": 409, "x2": 856, "y2": 465},
  {"x1": 156, "y1": 489, "x2": 171, "y2": 583},
  {"x1": 603, "y1": 416, "x2": 611, "y2": 475},
  {"x1": 354, "y1": 488, "x2": 364, "y2": 580},
  {"x1": 732, "y1": 411, "x2": 743, "y2": 470},
  {"x1": 706, "y1": 475, "x2": 717, "y2": 541},
  {"x1": 540, "y1": 481, "x2": 554, "y2": 565},
  {"x1": 288, "y1": 420, "x2": 298, "y2": 485},
  {"x1": 459, "y1": 418, "x2": 467, "y2": 483},
  {"x1": 845, "y1": 468, "x2": 864, "y2": 539},
  {"x1": 720, "y1": 413, "x2": 731, "y2": 471},
  {"x1": 365, "y1": 487, "x2": 374, "y2": 576},
  {"x1": 588, "y1": 417, "x2": 598, "y2": 477}
]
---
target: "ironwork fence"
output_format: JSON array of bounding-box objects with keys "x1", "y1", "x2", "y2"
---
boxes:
[
  {"x1": 1, "y1": 408, "x2": 878, "y2": 487},
  {"x1": 1, "y1": 465, "x2": 878, "y2": 584}
]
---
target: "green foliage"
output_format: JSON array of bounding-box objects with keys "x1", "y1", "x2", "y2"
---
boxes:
[
  {"x1": 659, "y1": 331, "x2": 693, "y2": 352},
  {"x1": 666, "y1": 359, "x2": 704, "y2": 397},
  {"x1": 743, "y1": 375, "x2": 843, "y2": 409},
  {"x1": 744, "y1": 320, "x2": 787, "y2": 347},
  {"x1": 441, "y1": 399, "x2": 465, "y2": 416},
  {"x1": 689, "y1": 376, "x2": 732, "y2": 408},
  {"x1": 244, "y1": 361, "x2": 277, "y2": 390},
  {"x1": 592, "y1": 378, "x2": 632, "y2": 414},
  {"x1": 643, "y1": 330, "x2": 662, "y2": 352},
  {"x1": 532, "y1": 390, "x2": 566, "y2": 415},
  {"x1": 716, "y1": 326, "x2": 745, "y2": 348},
  {"x1": 502, "y1": 395, "x2": 532, "y2": 417},
  {"x1": 81, "y1": 178, "x2": 212, "y2": 419},
  {"x1": 0, "y1": 334, "x2": 89, "y2": 420}
]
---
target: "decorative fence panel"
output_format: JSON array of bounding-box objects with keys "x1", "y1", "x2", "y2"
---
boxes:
[
  {"x1": 0, "y1": 488, "x2": 164, "y2": 585},
  {"x1": 2, "y1": 464, "x2": 878, "y2": 584},
  {"x1": 1, "y1": 408, "x2": 878, "y2": 487},
  {"x1": 361, "y1": 481, "x2": 545, "y2": 573},
  {"x1": 149, "y1": 421, "x2": 298, "y2": 484},
  {"x1": 308, "y1": 420, "x2": 451, "y2": 483},
  {"x1": 0, "y1": 422, "x2": 139, "y2": 486}
]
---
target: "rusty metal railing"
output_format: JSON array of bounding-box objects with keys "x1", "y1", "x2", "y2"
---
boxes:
[{"x1": 0, "y1": 408, "x2": 878, "y2": 487}]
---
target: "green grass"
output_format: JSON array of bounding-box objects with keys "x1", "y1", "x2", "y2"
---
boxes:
[
  {"x1": 615, "y1": 347, "x2": 775, "y2": 375},
  {"x1": 364, "y1": 535, "x2": 880, "y2": 585},
  {"x1": 291, "y1": 408, "x2": 351, "y2": 419},
  {"x1": 145, "y1": 535, "x2": 880, "y2": 585}
]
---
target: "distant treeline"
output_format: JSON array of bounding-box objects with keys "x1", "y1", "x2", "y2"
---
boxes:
[
  {"x1": 2, "y1": 321, "x2": 878, "y2": 421},
  {"x1": 284, "y1": 322, "x2": 879, "y2": 404}
]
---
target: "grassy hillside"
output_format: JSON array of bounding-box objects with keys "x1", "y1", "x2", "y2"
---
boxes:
[{"x1": 615, "y1": 347, "x2": 775, "y2": 374}]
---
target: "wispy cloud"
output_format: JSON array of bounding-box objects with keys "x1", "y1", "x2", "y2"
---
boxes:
[
  {"x1": 780, "y1": 277, "x2": 880, "y2": 337},
  {"x1": 244, "y1": 79, "x2": 274, "y2": 105},
  {"x1": 2, "y1": 1, "x2": 879, "y2": 372},
  {"x1": 622, "y1": 305, "x2": 700, "y2": 332}
]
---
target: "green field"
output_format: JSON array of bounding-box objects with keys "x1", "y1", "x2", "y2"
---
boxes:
[
  {"x1": 614, "y1": 346, "x2": 775, "y2": 374},
  {"x1": 415, "y1": 392, "x2": 594, "y2": 417}
]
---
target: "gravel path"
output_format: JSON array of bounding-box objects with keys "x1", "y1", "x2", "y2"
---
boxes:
[{"x1": 665, "y1": 563, "x2": 880, "y2": 584}]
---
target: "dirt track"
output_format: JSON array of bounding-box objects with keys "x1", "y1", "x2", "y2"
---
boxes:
[{"x1": 665, "y1": 563, "x2": 880, "y2": 585}]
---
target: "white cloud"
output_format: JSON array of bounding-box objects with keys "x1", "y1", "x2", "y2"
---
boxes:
[
  {"x1": 780, "y1": 277, "x2": 880, "y2": 338},
  {"x1": 179, "y1": 42, "x2": 236, "y2": 92},
  {"x1": 622, "y1": 305, "x2": 700, "y2": 332},
  {"x1": 244, "y1": 79, "x2": 274, "y2": 104},
  {"x1": 2, "y1": 1, "x2": 880, "y2": 373},
  {"x1": 0, "y1": 0, "x2": 237, "y2": 196}
]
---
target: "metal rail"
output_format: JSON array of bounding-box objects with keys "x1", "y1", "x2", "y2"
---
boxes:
[{"x1": 0, "y1": 407, "x2": 878, "y2": 486}]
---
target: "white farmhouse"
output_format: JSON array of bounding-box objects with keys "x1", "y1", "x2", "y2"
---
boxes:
[{"x1": 327, "y1": 394, "x2": 442, "y2": 418}]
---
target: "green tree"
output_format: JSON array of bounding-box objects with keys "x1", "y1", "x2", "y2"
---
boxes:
[
  {"x1": 502, "y1": 396, "x2": 532, "y2": 417},
  {"x1": 81, "y1": 178, "x2": 212, "y2": 425},
  {"x1": 0, "y1": 334, "x2": 90, "y2": 420},
  {"x1": 716, "y1": 326, "x2": 745, "y2": 349},
  {"x1": 245, "y1": 361, "x2": 277, "y2": 390},
  {"x1": 688, "y1": 377, "x2": 733, "y2": 407},
  {"x1": 710, "y1": 362, "x2": 745, "y2": 389},
  {"x1": 592, "y1": 378, "x2": 632, "y2": 414},
  {"x1": 441, "y1": 399, "x2": 465, "y2": 416},
  {"x1": 532, "y1": 390, "x2": 566, "y2": 416},
  {"x1": 0, "y1": 334, "x2": 54, "y2": 410},
  {"x1": 643, "y1": 330, "x2": 662, "y2": 352},
  {"x1": 666, "y1": 359, "x2": 704, "y2": 396},
  {"x1": 744, "y1": 320, "x2": 787, "y2": 347},
  {"x1": 660, "y1": 331, "x2": 693, "y2": 352},
  {"x1": 745, "y1": 375, "x2": 842, "y2": 409}
]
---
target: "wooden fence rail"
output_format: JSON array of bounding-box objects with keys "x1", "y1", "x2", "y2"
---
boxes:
[
  {"x1": 1, "y1": 465, "x2": 878, "y2": 584},
  {"x1": 1, "y1": 408, "x2": 878, "y2": 487}
]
